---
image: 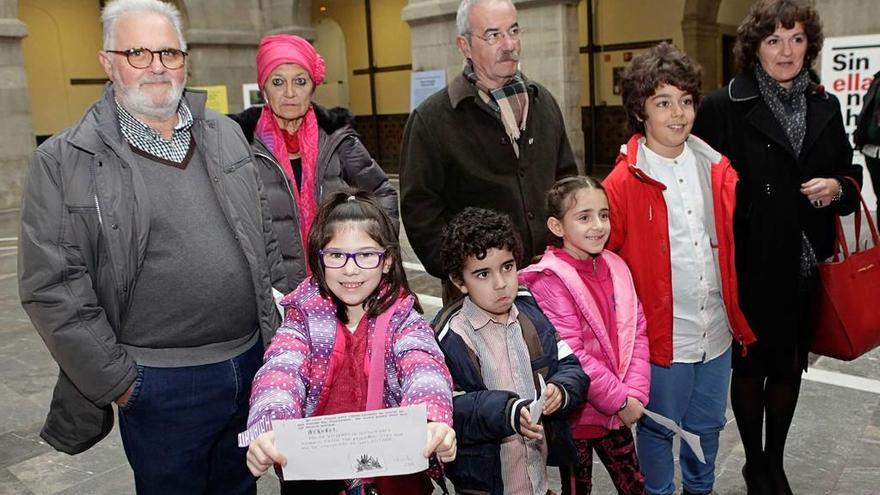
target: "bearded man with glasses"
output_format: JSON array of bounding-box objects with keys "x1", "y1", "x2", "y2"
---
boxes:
[
  {"x1": 17, "y1": 0, "x2": 287, "y2": 493},
  {"x1": 400, "y1": 0, "x2": 578, "y2": 303}
]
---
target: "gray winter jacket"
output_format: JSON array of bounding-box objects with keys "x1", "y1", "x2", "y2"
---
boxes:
[
  {"x1": 17, "y1": 85, "x2": 286, "y2": 455},
  {"x1": 235, "y1": 104, "x2": 398, "y2": 291}
]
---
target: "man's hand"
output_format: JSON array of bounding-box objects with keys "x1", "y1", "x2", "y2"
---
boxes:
[
  {"x1": 542, "y1": 383, "x2": 563, "y2": 416},
  {"x1": 617, "y1": 397, "x2": 645, "y2": 427},
  {"x1": 424, "y1": 422, "x2": 456, "y2": 463},
  {"x1": 246, "y1": 431, "x2": 287, "y2": 477},
  {"x1": 518, "y1": 407, "x2": 544, "y2": 440}
]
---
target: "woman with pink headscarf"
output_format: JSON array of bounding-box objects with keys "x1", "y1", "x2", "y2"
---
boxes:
[{"x1": 232, "y1": 34, "x2": 398, "y2": 292}]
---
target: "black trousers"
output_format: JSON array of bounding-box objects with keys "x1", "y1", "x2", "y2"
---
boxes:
[{"x1": 864, "y1": 154, "x2": 880, "y2": 222}]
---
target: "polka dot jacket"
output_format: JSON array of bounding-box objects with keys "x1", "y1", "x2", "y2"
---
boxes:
[{"x1": 238, "y1": 277, "x2": 453, "y2": 446}]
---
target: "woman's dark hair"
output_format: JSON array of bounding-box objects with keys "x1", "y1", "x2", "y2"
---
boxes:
[
  {"x1": 620, "y1": 42, "x2": 703, "y2": 134},
  {"x1": 734, "y1": 0, "x2": 823, "y2": 71},
  {"x1": 307, "y1": 188, "x2": 420, "y2": 323},
  {"x1": 440, "y1": 207, "x2": 524, "y2": 282},
  {"x1": 545, "y1": 176, "x2": 607, "y2": 247}
]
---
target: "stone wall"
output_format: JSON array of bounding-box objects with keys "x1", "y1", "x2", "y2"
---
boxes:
[
  {"x1": 682, "y1": 0, "x2": 721, "y2": 91},
  {"x1": 0, "y1": 0, "x2": 32, "y2": 210},
  {"x1": 180, "y1": 0, "x2": 314, "y2": 112},
  {"x1": 814, "y1": 0, "x2": 879, "y2": 39}
]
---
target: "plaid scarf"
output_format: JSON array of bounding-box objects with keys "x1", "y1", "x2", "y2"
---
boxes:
[{"x1": 464, "y1": 61, "x2": 530, "y2": 157}]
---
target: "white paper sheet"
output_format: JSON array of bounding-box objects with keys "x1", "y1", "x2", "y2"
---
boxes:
[
  {"x1": 274, "y1": 404, "x2": 429, "y2": 480},
  {"x1": 643, "y1": 410, "x2": 706, "y2": 464},
  {"x1": 529, "y1": 374, "x2": 547, "y2": 425}
]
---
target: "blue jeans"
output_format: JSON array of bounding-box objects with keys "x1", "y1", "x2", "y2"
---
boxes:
[
  {"x1": 636, "y1": 346, "x2": 732, "y2": 495},
  {"x1": 118, "y1": 339, "x2": 263, "y2": 495}
]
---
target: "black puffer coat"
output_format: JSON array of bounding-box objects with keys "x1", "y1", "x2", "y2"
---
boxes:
[{"x1": 231, "y1": 105, "x2": 398, "y2": 292}]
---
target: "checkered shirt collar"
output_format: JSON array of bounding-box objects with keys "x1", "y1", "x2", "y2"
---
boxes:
[{"x1": 116, "y1": 98, "x2": 194, "y2": 163}]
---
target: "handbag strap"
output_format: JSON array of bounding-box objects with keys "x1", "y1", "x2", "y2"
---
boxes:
[
  {"x1": 365, "y1": 299, "x2": 400, "y2": 411},
  {"x1": 832, "y1": 176, "x2": 880, "y2": 261}
]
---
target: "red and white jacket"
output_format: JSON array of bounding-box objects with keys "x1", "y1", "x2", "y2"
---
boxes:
[{"x1": 603, "y1": 134, "x2": 756, "y2": 367}]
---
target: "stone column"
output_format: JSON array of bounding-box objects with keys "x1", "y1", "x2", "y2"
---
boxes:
[
  {"x1": 185, "y1": 28, "x2": 263, "y2": 112},
  {"x1": 402, "y1": 0, "x2": 585, "y2": 170},
  {"x1": 681, "y1": 0, "x2": 721, "y2": 91},
  {"x1": 0, "y1": 1, "x2": 33, "y2": 210},
  {"x1": 262, "y1": 0, "x2": 316, "y2": 38},
  {"x1": 181, "y1": 0, "x2": 315, "y2": 112},
  {"x1": 814, "y1": 0, "x2": 879, "y2": 39}
]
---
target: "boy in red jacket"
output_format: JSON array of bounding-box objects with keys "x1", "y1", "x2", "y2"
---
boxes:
[{"x1": 603, "y1": 43, "x2": 756, "y2": 495}]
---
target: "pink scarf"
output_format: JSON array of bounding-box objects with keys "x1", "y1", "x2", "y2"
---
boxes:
[
  {"x1": 255, "y1": 34, "x2": 327, "y2": 269},
  {"x1": 255, "y1": 104, "x2": 320, "y2": 259}
]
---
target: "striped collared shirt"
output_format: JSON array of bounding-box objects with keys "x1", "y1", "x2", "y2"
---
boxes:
[
  {"x1": 116, "y1": 98, "x2": 194, "y2": 163},
  {"x1": 449, "y1": 297, "x2": 549, "y2": 495}
]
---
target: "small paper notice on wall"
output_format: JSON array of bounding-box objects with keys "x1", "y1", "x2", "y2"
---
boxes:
[
  {"x1": 191, "y1": 85, "x2": 229, "y2": 113},
  {"x1": 410, "y1": 70, "x2": 446, "y2": 111}
]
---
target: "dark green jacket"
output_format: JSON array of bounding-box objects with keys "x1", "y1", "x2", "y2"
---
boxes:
[
  {"x1": 18, "y1": 85, "x2": 285, "y2": 454},
  {"x1": 399, "y1": 73, "x2": 578, "y2": 277}
]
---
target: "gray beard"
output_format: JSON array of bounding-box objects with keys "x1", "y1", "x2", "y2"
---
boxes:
[{"x1": 115, "y1": 77, "x2": 186, "y2": 121}]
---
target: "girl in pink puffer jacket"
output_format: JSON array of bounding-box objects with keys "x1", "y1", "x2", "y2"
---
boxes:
[{"x1": 520, "y1": 176, "x2": 650, "y2": 495}]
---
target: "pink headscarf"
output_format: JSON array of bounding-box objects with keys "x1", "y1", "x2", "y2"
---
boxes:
[
  {"x1": 256, "y1": 34, "x2": 326, "y2": 90},
  {"x1": 255, "y1": 35, "x2": 327, "y2": 268}
]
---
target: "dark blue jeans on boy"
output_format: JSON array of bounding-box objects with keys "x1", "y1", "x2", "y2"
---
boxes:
[
  {"x1": 117, "y1": 339, "x2": 263, "y2": 495},
  {"x1": 636, "y1": 346, "x2": 732, "y2": 495}
]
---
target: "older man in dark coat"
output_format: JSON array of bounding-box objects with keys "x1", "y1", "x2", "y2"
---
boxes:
[{"x1": 399, "y1": 0, "x2": 577, "y2": 301}]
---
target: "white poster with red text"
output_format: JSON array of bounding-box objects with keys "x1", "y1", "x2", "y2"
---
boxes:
[{"x1": 820, "y1": 34, "x2": 880, "y2": 209}]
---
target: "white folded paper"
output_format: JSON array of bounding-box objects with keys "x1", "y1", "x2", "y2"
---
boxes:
[
  {"x1": 529, "y1": 374, "x2": 547, "y2": 425},
  {"x1": 643, "y1": 410, "x2": 706, "y2": 464},
  {"x1": 273, "y1": 403, "x2": 429, "y2": 480}
]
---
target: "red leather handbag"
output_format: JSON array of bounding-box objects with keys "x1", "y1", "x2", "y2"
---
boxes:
[{"x1": 812, "y1": 179, "x2": 880, "y2": 360}]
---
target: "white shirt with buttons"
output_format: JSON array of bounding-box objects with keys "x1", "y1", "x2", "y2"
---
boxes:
[{"x1": 641, "y1": 142, "x2": 732, "y2": 363}]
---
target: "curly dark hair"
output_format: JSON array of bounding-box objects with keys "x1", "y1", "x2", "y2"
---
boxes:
[
  {"x1": 308, "y1": 188, "x2": 421, "y2": 323},
  {"x1": 621, "y1": 42, "x2": 702, "y2": 134},
  {"x1": 440, "y1": 207, "x2": 524, "y2": 282},
  {"x1": 734, "y1": 0, "x2": 823, "y2": 71}
]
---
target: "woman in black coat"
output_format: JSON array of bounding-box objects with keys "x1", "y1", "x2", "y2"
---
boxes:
[{"x1": 692, "y1": 1, "x2": 861, "y2": 493}]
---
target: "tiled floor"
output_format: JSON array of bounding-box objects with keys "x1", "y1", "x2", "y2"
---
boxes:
[{"x1": 1, "y1": 189, "x2": 879, "y2": 494}]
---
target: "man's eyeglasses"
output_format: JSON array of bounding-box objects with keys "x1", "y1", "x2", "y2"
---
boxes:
[
  {"x1": 471, "y1": 26, "x2": 522, "y2": 46},
  {"x1": 319, "y1": 249, "x2": 387, "y2": 269},
  {"x1": 105, "y1": 47, "x2": 188, "y2": 70}
]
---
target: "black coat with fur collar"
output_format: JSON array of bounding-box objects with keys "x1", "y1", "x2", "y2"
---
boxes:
[
  {"x1": 693, "y1": 69, "x2": 861, "y2": 356},
  {"x1": 230, "y1": 104, "x2": 398, "y2": 292}
]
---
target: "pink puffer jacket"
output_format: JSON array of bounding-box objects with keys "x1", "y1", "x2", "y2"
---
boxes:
[{"x1": 520, "y1": 248, "x2": 650, "y2": 431}]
